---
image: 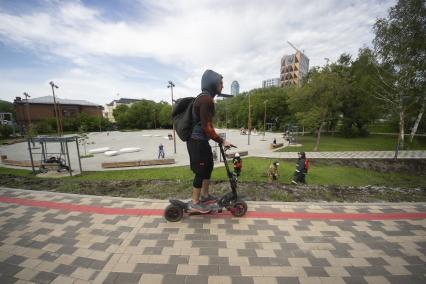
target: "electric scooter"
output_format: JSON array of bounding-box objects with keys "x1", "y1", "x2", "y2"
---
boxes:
[{"x1": 164, "y1": 144, "x2": 248, "y2": 222}]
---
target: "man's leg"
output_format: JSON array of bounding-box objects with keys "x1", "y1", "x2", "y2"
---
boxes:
[
  {"x1": 201, "y1": 179, "x2": 210, "y2": 198},
  {"x1": 192, "y1": 187, "x2": 201, "y2": 204}
]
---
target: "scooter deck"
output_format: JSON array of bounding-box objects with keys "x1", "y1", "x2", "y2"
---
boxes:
[{"x1": 187, "y1": 204, "x2": 222, "y2": 215}]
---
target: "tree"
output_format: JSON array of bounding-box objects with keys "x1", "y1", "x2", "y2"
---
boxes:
[
  {"x1": 215, "y1": 87, "x2": 291, "y2": 131},
  {"x1": 288, "y1": 68, "x2": 342, "y2": 151},
  {"x1": 113, "y1": 104, "x2": 130, "y2": 129},
  {"x1": 373, "y1": 0, "x2": 426, "y2": 152},
  {"x1": 158, "y1": 102, "x2": 172, "y2": 128},
  {"x1": 0, "y1": 100, "x2": 15, "y2": 116},
  {"x1": 341, "y1": 49, "x2": 384, "y2": 137}
]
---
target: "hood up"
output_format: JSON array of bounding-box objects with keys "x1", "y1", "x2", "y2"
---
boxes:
[{"x1": 201, "y1": 69, "x2": 223, "y2": 97}]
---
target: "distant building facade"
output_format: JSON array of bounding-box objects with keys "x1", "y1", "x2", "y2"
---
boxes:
[
  {"x1": 230, "y1": 81, "x2": 240, "y2": 96},
  {"x1": 104, "y1": 98, "x2": 141, "y2": 122},
  {"x1": 262, "y1": 78, "x2": 280, "y2": 88},
  {"x1": 14, "y1": 96, "x2": 102, "y2": 127},
  {"x1": 280, "y1": 50, "x2": 309, "y2": 87}
]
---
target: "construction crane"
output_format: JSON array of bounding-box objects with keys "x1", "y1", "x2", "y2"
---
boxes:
[{"x1": 287, "y1": 41, "x2": 305, "y2": 55}]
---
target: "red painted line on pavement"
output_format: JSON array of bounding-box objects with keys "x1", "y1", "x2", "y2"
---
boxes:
[{"x1": 0, "y1": 196, "x2": 425, "y2": 220}]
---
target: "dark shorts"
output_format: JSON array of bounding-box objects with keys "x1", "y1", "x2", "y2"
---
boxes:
[{"x1": 187, "y1": 139, "x2": 213, "y2": 179}]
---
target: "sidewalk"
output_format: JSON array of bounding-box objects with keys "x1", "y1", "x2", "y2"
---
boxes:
[
  {"x1": 0, "y1": 187, "x2": 425, "y2": 284},
  {"x1": 258, "y1": 150, "x2": 426, "y2": 159}
]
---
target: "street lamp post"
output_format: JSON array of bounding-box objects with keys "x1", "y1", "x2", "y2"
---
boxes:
[
  {"x1": 225, "y1": 100, "x2": 228, "y2": 129},
  {"x1": 167, "y1": 81, "x2": 177, "y2": 154},
  {"x1": 23, "y1": 92, "x2": 32, "y2": 127},
  {"x1": 247, "y1": 92, "x2": 252, "y2": 145},
  {"x1": 49, "y1": 81, "x2": 62, "y2": 136},
  {"x1": 262, "y1": 100, "x2": 268, "y2": 141}
]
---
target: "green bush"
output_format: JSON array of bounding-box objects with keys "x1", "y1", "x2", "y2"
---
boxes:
[
  {"x1": 0, "y1": 125, "x2": 13, "y2": 138},
  {"x1": 35, "y1": 118, "x2": 55, "y2": 134}
]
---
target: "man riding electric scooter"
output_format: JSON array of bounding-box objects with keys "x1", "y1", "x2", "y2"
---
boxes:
[
  {"x1": 165, "y1": 69, "x2": 247, "y2": 222},
  {"x1": 186, "y1": 69, "x2": 231, "y2": 213}
]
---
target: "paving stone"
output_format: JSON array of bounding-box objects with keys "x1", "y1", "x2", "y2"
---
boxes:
[
  {"x1": 169, "y1": 255, "x2": 190, "y2": 265},
  {"x1": 32, "y1": 271, "x2": 58, "y2": 284},
  {"x1": 162, "y1": 274, "x2": 186, "y2": 284},
  {"x1": 304, "y1": 267, "x2": 329, "y2": 277},
  {"x1": 39, "y1": 251, "x2": 60, "y2": 262},
  {"x1": 5, "y1": 255, "x2": 27, "y2": 265},
  {"x1": 71, "y1": 257, "x2": 93, "y2": 268},
  {"x1": 0, "y1": 262, "x2": 23, "y2": 277},
  {"x1": 385, "y1": 275, "x2": 425, "y2": 284},
  {"x1": 231, "y1": 276, "x2": 255, "y2": 284},
  {"x1": 209, "y1": 256, "x2": 229, "y2": 265},
  {"x1": 90, "y1": 242, "x2": 110, "y2": 251},
  {"x1": 53, "y1": 264, "x2": 78, "y2": 276},
  {"x1": 219, "y1": 265, "x2": 241, "y2": 276},
  {"x1": 276, "y1": 277, "x2": 300, "y2": 284},
  {"x1": 199, "y1": 247, "x2": 219, "y2": 256},
  {"x1": 366, "y1": 257, "x2": 390, "y2": 266},
  {"x1": 198, "y1": 264, "x2": 220, "y2": 275},
  {"x1": 114, "y1": 272, "x2": 142, "y2": 284}
]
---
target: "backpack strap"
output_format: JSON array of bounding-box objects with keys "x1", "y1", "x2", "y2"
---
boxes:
[{"x1": 192, "y1": 91, "x2": 210, "y2": 120}]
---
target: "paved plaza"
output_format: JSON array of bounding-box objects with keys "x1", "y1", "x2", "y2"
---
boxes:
[
  {"x1": 0, "y1": 187, "x2": 425, "y2": 284},
  {"x1": 1, "y1": 130, "x2": 426, "y2": 172}
]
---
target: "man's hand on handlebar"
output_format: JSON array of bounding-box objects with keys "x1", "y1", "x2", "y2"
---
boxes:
[
  {"x1": 222, "y1": 140, "x2": 236, "y2": 150},
  {"x1": 222, "y1": 140, "x2": 231, "y2": 149}
]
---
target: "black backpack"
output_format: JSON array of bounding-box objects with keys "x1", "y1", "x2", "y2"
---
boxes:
[
  {"x1": 172, "y1": 92, "x2": 207, "y2": 141},
  {"x1": 172, "y1": 97, "x2": 195, "y2": 141}
]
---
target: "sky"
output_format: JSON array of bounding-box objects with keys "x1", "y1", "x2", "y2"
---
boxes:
[{"x1": 0, "y1": 0, "x2": 395, "y2": 106}]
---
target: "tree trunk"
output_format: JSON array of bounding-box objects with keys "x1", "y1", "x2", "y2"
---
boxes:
[
  {"x1": 410, "y1": 97, "x2": 425, "y2": 143},
  {"x1": 314, "y1": 121, "x2": 325, "y2": 151},
  {"x1": 398, "y1": 108, "x2": 405, "y2": 150}
]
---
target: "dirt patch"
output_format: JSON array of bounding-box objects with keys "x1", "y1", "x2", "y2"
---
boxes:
[
  {"x1": 0, "y1": 174, "x2": 424, "y2": 202},
  {"x1": 288, "y1": 158, "x2": 426, "y2": 174}
]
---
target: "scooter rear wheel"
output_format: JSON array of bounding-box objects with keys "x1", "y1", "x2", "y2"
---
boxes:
[
  {"x1": 164, "y1": 204, "x2": 183, "y2": 222},
  {"x1": 231, "y1": 200, "x2": 248, "y2": 217}
]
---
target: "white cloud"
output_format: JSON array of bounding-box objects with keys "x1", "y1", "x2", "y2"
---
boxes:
[{"x1": 0, "y1": 0, "x2": 395, "y2": 104}]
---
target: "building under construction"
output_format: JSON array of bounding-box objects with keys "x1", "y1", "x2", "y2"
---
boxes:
[{"x1": 280, "y1": 42, "x2": 309, "y2": 87}]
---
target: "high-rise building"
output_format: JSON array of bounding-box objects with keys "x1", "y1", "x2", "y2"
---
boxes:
[
  {"x1": 262, "y1": 78, "x2": 280, "y2": 88},
  {"x1": 230, "y1": 81, "x2": 240, "y2": 96},
  {"x1": 280, "y1": 50, "x2": 309, "y2": 87}
]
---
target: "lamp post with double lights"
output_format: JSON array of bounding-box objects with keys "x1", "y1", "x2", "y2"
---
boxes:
[
  {"x1": 49, "y1": 81, "x2": 62, "y2": 136},
  {"x1": 167, "y1": 81, "x2": 177, "y2": 154},
  {"x1": 23, "y1": 92, "x2": 32, "y2": 127}
]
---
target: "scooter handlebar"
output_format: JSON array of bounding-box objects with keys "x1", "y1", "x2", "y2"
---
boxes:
[{"x1": 222, "y1": 144, "x2": 237, "y2": 150}]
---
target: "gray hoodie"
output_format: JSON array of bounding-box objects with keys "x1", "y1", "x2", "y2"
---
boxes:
[
  {"x1": 201, "y1": 69, "x2": 223, "y2": 97},
  {"x1": 190, "y1": 69, "x2": 224, "y2": 142}
]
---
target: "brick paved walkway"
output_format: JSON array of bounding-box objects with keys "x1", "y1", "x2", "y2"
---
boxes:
[
  {"x1": 259, "y1": 150, "x2": 426, "y2": 159},
  {"x1": 0, "y1": 187, "x2": 425, "y2": 284}
]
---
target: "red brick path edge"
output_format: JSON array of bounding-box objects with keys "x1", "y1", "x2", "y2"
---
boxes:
[{"x1": 0, "y1": 196, "x2": 425, "y2": 220}]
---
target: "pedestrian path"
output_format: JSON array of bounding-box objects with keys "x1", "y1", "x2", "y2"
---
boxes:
[
  {"x1": 258, "y1": 150, "x2": 426, "y2": 159},
  {"x1": 0, "y1": 187, "x2": 425, "y2": 284}
]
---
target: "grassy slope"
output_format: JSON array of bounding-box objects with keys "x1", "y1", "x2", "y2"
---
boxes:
[{"x1": 1, "y1": 157, "x2": 424, "y2": 187}]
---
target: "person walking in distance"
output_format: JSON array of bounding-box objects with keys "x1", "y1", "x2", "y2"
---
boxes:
[
  {"x1": 292, "y1": 152, "x2": 308, "y2": 184},
  {"x1": 187, "y1": 69, "x2": 231, "y2": 213},
  {"x1": 158, "y1": 143, "x2": 165, "y2": 159}
]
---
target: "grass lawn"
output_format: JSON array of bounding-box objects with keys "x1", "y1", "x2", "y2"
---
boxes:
[
  {"x1": 1, "y1": 157, "x2": 424, "y2": 188},
  {"x1": 277, "y1": 134, "x2": 426, "y2": 152}
]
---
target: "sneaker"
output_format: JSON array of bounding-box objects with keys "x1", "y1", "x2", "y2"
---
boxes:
[
  {"x1": 201, "y1": 194, "x2": 218, "y2": 205},
  {"x1": 291, "y1": 180, "x2": 297, "y2": 185},
  {"x1": 188, "y1": 201, "x2": 211, "y2": 214}
]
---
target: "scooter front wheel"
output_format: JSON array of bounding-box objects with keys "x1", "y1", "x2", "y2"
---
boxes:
[
  {"x1": 230, "y1": 200, "x2": 248, "y2": 217},
  {"x1": 164, "y1": 204, "x2": 183, "y2": 222}
]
